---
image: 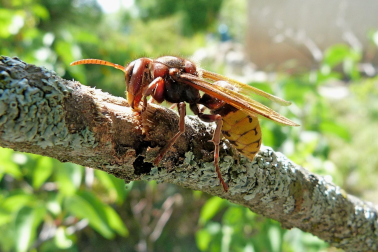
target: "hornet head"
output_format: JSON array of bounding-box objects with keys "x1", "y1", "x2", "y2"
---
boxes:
[{"x1": 124, "y1": 58, "x2": 153, "y2": 111}]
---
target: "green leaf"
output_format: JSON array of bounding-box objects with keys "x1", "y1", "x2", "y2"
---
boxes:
[
  {"x1": 110, "y1": 174, "x2": 128, "y2": 203},
  {"x1": 0, "y1": 147, "x2": 16, "y2": 161},
  {"x1": 55, "y1": 41, "x2": 74, "y2": 65},
  {"x1": 0, "y1": 208, "x2": 11, "y2": 226},
  {"x1": 0, "y1": 9, "x2": 14, "y2": 38},
  {"x1": 14, "y1": 207, "x2": 34, "y2": 252},
  {"x1": 282, "y1": 79, "x2": 314, "y2": 104},
  {"x1": 261, "y1": 124, "x2": 274, "y2": 147},
  {"x1": 64, "y1": 193, "x2": 114, "y2": 239},
  {"x1": 323, "y1": 44, "x2": 352, "y2": 67},
  {"x1": 196, "y1": 229, "x2": 211, "y2": 251},
  {"x1": 95, "y1": 170, "x2": 127, "y2": 204},
  {"x1": 31, "y1": 4, "x2": 49, "y2": 20},
  {"x1": 199, "y1": 197, "x2": 227, "y2": 225},
  {"x1": 14, "y1": 206, "x2": 46, "y2": 252},
  {"x1": 55, "y1": 163, "x2": 83, "y2": 195},
  {"x1": 46, "y1": 198, "x2": 62, "y2": 216},
  {"x1": 54, "y1": 226, "x2": 73, "y2": 249},
  {"x1": 78, "y1": 190, "x2": 127, "y2": 236},
  {"x1": 0, "y1": 148, "x2": 22, "y2": 180},
  {"x1": 320, "y1": 121, "x2": 351, "y2": 141},
  {"x1": 222, "y1": 206, "x2": 243, "y2": 226},
  {"x1": 0, "y1": 161, "x2": 22, "y2": 180},
  {"x1": 2, "y1": 194, "x2": 37, "y2": 212},
  {"x1": 268, "y1": 226, "x2": 282, "y2": 252},
  {"x1": 32, "y1": 157, "x2": 54, "y2": 189},
  {"x1": 103, "y1": 204, "x2": 129, "y2": 237},
  {"x1": 316, "y1": 69, "x2": 342, "y2": 85},
  {"x1": 56, "y1": 40, "x2": 86, "y2": 82},
  {"x1": 72, "y1": 29, "x2": 99, "y2": 44}
]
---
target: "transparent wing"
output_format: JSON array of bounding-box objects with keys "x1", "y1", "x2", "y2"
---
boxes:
[
  {"x1": 200, "y1": 69, "x2": 292, "y2": 106},
  {"x1": 176, "y1": 73, "x2": 299, "y2": 126}
]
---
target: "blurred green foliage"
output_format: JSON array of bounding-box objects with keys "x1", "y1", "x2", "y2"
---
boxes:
[
  {"x1": 196, "y1": 198, "x2": 329, "y2": 252},
  {"x1": 135, "y1": 0, "x2": 223, "y2": 36},
  {"x1": 0, "y1": 0, "x2": 377, "y2": 251}
]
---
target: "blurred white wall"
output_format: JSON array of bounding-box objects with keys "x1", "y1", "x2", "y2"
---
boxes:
[{"x1": 246, "y1": 0, "x2": 378, "y2": 71}]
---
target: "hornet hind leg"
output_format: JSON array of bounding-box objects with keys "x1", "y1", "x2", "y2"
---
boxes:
[{"x1": 190, "y1": 104, "x2": 229, "y2": 192}]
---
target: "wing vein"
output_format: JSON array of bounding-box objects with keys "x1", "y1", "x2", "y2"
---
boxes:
[
  {"x1": 200, "y1": 69, "x2": 292, "y2": 106},
  {"x1": 175, "y1": 73, "x2": 299, "y2": 126}
]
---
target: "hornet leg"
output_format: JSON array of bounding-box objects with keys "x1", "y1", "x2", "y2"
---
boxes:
[
  {"x1": 142, "y1": 77, "x2": 165, "y2": 111},
  {"x1": 190, "y1": 104, "x2": 229, "y2": 192},
  {"x1": 153, "y1": 102, "x2": 186, "y2": 165}
]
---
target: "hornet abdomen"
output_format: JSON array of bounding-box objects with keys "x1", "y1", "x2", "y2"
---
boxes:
[{"x1": 221, "y1": 109, "x2": 262, "y2": 160}]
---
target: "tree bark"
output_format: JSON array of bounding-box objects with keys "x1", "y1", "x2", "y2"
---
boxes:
[{"x1": 0, "y1": 56, "x2": 377, "y2": 251}]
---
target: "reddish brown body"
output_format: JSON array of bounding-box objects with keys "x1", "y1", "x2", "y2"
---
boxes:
[{"x1": 71, "y1": 56, "x2": 298, "y2": 192}]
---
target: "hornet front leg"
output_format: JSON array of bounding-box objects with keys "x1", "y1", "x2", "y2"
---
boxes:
[{"x1": 153, "y1": 102, "x2": 186, "y2": 165}]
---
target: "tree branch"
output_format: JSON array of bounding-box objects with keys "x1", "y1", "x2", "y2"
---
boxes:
[{"x1": 0, "y1": 56, "x2": 377, "y2": 251}]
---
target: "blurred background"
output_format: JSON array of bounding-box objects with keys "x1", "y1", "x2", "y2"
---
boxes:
[{"x1": 1, "y1": 0, "x2": 378, "y2": 251}]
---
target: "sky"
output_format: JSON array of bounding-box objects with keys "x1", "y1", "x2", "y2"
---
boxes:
[{"x1": 96, "y1": 0, "x2": 134, "y2": 13}]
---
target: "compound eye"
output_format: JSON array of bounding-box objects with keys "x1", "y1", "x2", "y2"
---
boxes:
[
  {"x1": 125, "y1": 61, "x2": 136, "y2": 92},
  {"x1": 128, "y1": 58, "x2": 152, "y2": 95},
  {"x1": 125, "y1": 58, "x2": 153, "y2": 109}
]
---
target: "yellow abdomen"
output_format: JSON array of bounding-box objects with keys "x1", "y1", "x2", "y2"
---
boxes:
[{"x1": 221, "y1": 110, "x2": 262, "y2": 161}]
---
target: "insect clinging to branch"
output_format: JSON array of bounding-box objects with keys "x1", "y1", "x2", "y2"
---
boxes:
[{"x1": 71, "y1": 56, "x2": 299, "y2": 192}]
